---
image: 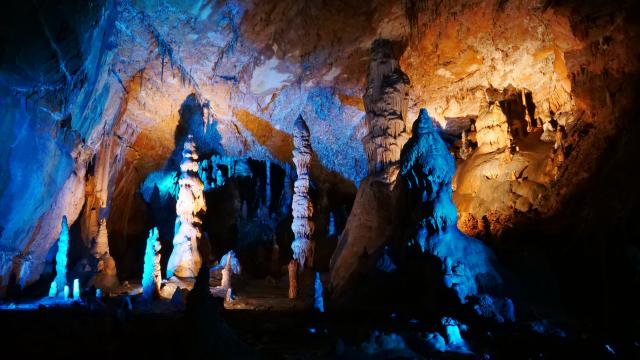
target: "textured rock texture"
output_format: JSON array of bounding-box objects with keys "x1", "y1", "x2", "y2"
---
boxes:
[
  {"x1": 290, "y1": 115, "x2": 314, "y2": 268},
  {"x1": 0, "y1": 0, "x2": 638, "y2": 312},
  {"x1": 362, "y1": 39, "x2": 411, "y2": 183},
  {"x1": 167, "y1": 136, "x2": 206, "y2": 278}
]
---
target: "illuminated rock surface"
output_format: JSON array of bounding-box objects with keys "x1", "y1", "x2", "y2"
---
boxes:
[
  {"x1": 290, "y1": 115, "x2": 314, "y2": 268},
  {"x1": 0, "y1": 0, "x2": 638, "y2": 357},
  {"x1": 167, "y1": 136, "x2": 206, "y2": 278}
]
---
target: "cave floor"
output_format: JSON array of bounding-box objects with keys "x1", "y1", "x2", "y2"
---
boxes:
[{"x1": 220, "y1": 278, "x2": 314, "y2": 311}]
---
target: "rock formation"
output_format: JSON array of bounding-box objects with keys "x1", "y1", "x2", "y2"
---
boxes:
[
  {"x1": 314, "y1": 272, "x2": 324, "y2": 313},
  {"x1": 290, "y1": 115, "x2": 314, "y2": 269},
  {"x1": 72, "y1": 278, "x2": 80, "y2": 300},
  {"x1": 91, "y1": 219, "x2": 111, "y2": 259},
  {"x1": 330, "y1": 40, "x2": 406, "y2": 298},
  {"x1": 219, "y1": 250, "x2": 241, "y2": 290},
  {"x1": 167, "y1": 135, "x2": 207, "y2": 278},
  {"x1": 400, "y1": 109, "x2": 501, "y2": 302},
  {"x1": 458, "y1": 130, "x2": 473, "y2": 160},
  {"x1": 288, "y1": 259, "x2": 298, "y2": 299},
  {"x1": 142, "y1": 227, "x2": 162, "y2": 299},
  {"x1": 53, "y1": 216, "x2": 70, "y2": 297},
  {"x1": 362, "y1": 39, "x2": 411, "y2": 184},
  {"x1": 475, "y1": 99, "x2": 512, "y2": 154}
]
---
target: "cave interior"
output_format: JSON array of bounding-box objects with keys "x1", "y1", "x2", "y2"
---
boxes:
[{"x1": 0, "y1": 0, "x2": 639, "y2": 358}]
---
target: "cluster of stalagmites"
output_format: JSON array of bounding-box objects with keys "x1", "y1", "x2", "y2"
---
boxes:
[
  {"x1": 362, "y1": 39, "x2": 411, "y2": 184},
  {"x1": 167, "y1": 135, "x2": 207, "y2": 278}
]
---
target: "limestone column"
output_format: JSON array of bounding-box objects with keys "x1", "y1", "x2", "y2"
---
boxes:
[
  {"x1": 167, "y1": 135, "x2": 206, "y2": 278},
  {"x1": 290, "y1": 115, "x2": 314, "y2": 269}
]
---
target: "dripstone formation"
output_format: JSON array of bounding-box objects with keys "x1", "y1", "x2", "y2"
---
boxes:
[
  {"x1": 167, "y1": 135, "x2": 207, "y2": 278},
  {"x1": 290, "y1": 115, "x2": 315, "y2": 269},
  {"x1": 362, "y1": 39, "x2": 411, "y2": 184},
  {"x1": 400, "y1": 109, "x2": 502, "y2": 303}
]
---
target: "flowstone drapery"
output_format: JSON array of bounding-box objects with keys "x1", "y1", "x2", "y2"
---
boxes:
[
  {"x1": 290, "y1": 115, "x2": 314, "y2": 269},
  {"x1": 167, "y1": 135, "x2": 207, "y2": 278}
]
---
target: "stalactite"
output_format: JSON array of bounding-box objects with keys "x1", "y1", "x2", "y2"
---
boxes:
[
  {"x1": 291, "y1": 115, "x2": 314, "y2": 269},
  {"x1": 167, "y1": 135, "x2": 206, "y2": 278}
]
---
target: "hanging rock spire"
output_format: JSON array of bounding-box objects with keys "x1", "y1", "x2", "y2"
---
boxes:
[{"x1": 291, "y1": 115, "x2": 314, "y2": 268}]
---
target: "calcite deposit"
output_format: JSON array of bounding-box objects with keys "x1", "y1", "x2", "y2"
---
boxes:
[
  {"x1": 290, "y1": 115, "x2": 314, "y2": 269},
  {"x1": 362, "y1": 39, "x2": 411, "y2": 184},
  {"x1": 167, "y1": 136, "x2": 206, "y2": 278},
  {"x1": 0, "y1": 2, "x2": 638, "y2": 352}
]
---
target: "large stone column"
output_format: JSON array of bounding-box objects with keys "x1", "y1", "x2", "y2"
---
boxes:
[
  {"x1": 330, "y1": 39, "x2": 408, "y2": 299},
  {"x1": 290, "y1": 115, "x2": 314, "y2": 269},
  {"x1": 167, "y1": 135, "x2": 206, "y2": 278}
]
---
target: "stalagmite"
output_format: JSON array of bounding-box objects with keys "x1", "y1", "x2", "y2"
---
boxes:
[
  {"x1": 53, "y1": 216, "x2": 69, "y2": 297},
  {"x1": 475, "y1": 99, "x2": 512, "y2": 154},
  {"x1": 291, "y1": 115, "x2": 315, "y2": 268},
  {"x1": 142, "y1": 227, "x2": 162, "y2": 299},
  {"x1": 48, "y1": 281, "x2": 57, "y2": 297},
  {"x1": 288, "y1": 259, "x2": 298, "y2": 299},
  {"x1": 219, "y1": 250, "x2": 241, "y2": 290},
  {"x1": 72, "y1": 279, "x2": 80, "y2": 300},
  {"x1": 459, "y1": 130, "x2": 472, "y2": 160},
  {"x1": 521, "y1": 89, "x2": 533, "y2": 132},
  {"x1": 400, "y1": 109, "x2": 502, "y2": 303},
  {"x1": 91, "y1": 219, "x2": 110, "y2": 259},
  {"x1": 63, "y1": 285, "x2": 70, "y2": 299},
  {"x1": 221, "y1": 257, "x2": 232, "y2": 289},
  {"x1": 167, "y1": 135, "x2": 206, "y2": 278},
  {"x1": 362, "y1": 39, "x2": 411, "y2": 184},
  {"x1": 314, "y1": 272, "x2": 324, "y2": 313}
]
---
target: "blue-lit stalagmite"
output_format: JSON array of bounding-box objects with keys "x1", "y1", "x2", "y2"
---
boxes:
[
  {"x1": 53, "y1": 216, "x2": 69, "y2": 297},
  {"x1": 142, "y1": 227, "x2": 162, "y2": 299},
  {"x1": 400, "y1": 108, "x2": 501, "y2": 302}
]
